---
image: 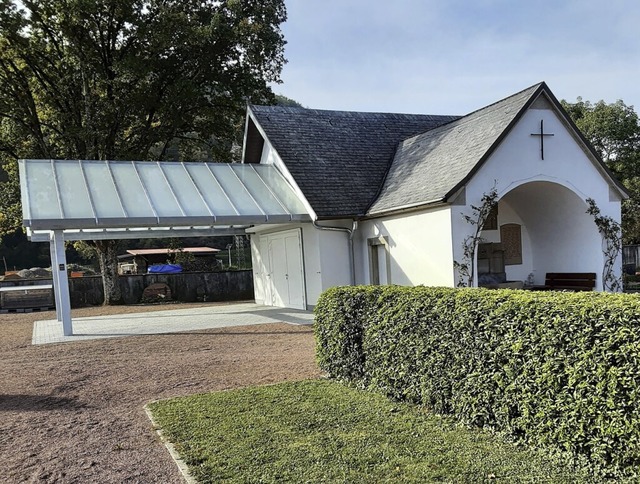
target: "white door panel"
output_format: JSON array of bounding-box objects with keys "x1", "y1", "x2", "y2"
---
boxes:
[
  {"x1": 285, "y1": 234, "x2": 304, "y2": 308},
  {"x1": 262, "y1": 229, "x2": 305, "y2": 309}
]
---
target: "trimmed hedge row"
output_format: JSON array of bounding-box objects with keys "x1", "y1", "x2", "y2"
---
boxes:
[{"x1": 314, "y1": 286, "x2": 640, "y2": 477}]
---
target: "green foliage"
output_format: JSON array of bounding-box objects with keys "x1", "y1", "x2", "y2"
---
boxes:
[
  {"x1": 166, "y1": 238, "x2": 195, "y2": 267},
  {"x1": 315, "y1": 286, "x2": 640, "y2": 478},
  {"x1": 314, "y1": 286, "x2": 385, "y2": 382},
  {"x1": 561, "y1": 98, "x2": 640, "y2": 168},
  {"x1": 274, "y1": 93, "x2": 304, "y2": 107},
  {"x1": 0, "y1": 0, "x2": 286, "y2": 301},
  {"x1": 586, "y1": 197, "x2": 623, "y2": 291},
  {"x1": 562, "y1": 97, "x2": 640, "y2": 244},
  {"x1": 0, "y1": 158, "x2": 20, "y2": 235},
  {"x1": 148, "y1": 379, "x2": 588, "y2": 482},
  {"x1": 0, "y1": 0, "x2": 288, "y2": 234}
]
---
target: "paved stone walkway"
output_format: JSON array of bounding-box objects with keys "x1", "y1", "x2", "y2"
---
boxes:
[{"x1": 32, "y1": 302, "x2": 314, "y2": 345}]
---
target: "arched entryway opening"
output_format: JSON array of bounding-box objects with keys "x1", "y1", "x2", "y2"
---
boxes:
[{"x1": 478, "y1": 180, "x2": 603, "y2": 289}]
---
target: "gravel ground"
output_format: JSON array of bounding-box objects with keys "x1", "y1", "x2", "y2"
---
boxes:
[{"x1": 0, "y1": 303, "x2": 321, "y2": 483}]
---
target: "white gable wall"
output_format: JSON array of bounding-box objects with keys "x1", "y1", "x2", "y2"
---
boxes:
[
  {"x1": 247, "y1": 131, "x2": 328, "y2": 309},
  {"x1": 356, "y1": 206, "x2": 455, "y2": 287},
  {"x1": 454, "y1": 100, "x2": 621, "y2": 290},
  {"x1": 247, "y1": 117, "x2": 361, "y2": 308}
]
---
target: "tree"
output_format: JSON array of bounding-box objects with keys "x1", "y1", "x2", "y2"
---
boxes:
[
  {"x1": 0, "y1": 0, "x2": 287, "y2": 303},
  {"x1": 274, "y1": 94, "x2": 304, "y2": 107},
  {"x1": 561, "y1": 98, "x2": 640, "y2": 244}
]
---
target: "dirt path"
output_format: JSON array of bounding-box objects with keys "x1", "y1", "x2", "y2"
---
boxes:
[{"x1": 0, "y1": 303, "x2": 321, "y2": 483}]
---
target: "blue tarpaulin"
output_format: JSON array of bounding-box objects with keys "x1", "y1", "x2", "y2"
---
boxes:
[{"x1": 148, "y1": 264, "x2": 182, "y2": 274}]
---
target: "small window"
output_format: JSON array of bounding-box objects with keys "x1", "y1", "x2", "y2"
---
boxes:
[
  {"x1": 483, "y1": 205, "x2": 498, "y2": 230},
  {"x1": 368, "y1": 236, "x2": 390, "y2": 285}
]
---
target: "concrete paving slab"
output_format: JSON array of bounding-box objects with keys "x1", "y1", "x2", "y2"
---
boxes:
[{"x1": 32, "y1": 302, "x2": 314, "y2": 345}]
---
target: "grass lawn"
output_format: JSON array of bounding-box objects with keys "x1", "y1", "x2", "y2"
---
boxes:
[{"x1": 147, "y1": 379, "x2": 589, "y2": 483}]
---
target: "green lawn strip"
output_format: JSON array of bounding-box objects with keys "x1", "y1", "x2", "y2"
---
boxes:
[{"x1": 148, "y1": 379, "x2": 590, "y2": 483}]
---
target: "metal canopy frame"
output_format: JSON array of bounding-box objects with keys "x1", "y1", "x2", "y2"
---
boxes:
[
  {"x1": 20, "y1": 159, "x2": 310, "y2": 230},
  {"x1": 27, "y1": 226, "x2": 250, "y2": 242},
  {"x1": 19, "y1": 159, "x2": 311, "y2": 337}
]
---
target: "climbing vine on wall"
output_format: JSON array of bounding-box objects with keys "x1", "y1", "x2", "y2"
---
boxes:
[
  {"x1": 454, "y1": 187, "x2": 499, "y2": 287},
  {"x1": 586, "y1": 198, "x2": 623, "y2": 292}
]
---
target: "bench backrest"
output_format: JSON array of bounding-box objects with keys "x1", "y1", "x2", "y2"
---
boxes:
[
  {"x1": 545, "y1": 272, "x2": 596, "y2": 291},
  {"x1": 0, "y1": 287, "x2": 54, "y2": 309}
]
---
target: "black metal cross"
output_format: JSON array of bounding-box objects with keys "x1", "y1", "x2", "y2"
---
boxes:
[{"x1": 530, "y1": 119, "x2": 554, "y2": 160}]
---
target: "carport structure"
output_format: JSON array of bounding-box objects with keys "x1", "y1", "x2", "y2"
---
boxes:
[{"x1": 19, "y1": 159, "x2": 311, "y2": 336}]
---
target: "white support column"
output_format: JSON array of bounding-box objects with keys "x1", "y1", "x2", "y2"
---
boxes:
[
  {"x1": 49, "y1": 236, "x2": 62, "y2": 322},
  {"x1": 50, "y1": 230, "x2": 73, "y2": 335}
]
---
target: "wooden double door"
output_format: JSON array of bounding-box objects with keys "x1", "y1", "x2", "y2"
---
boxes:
[{"x1": 260, "y1": 229, "x2": 305, "y2": 310}]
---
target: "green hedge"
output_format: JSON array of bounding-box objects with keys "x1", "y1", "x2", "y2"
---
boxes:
[{"x1": 314, "y1": 286, "x2": 640, "y2": 477}]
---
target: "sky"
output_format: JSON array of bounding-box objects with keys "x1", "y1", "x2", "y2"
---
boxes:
[{"x1": 275, "y1": 0, "x2": 640, "y2": 116}]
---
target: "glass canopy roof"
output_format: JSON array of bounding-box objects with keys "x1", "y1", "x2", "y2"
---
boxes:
[{"x1": 19, "y1": 160, "x2": 311, "y2": 233}]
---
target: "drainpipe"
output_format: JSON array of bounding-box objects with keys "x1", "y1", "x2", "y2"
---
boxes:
[{"x1": 312, "y1": 219, "x2": 358, "y2": 285}]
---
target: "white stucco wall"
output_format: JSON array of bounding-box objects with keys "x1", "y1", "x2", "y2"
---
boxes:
[
  {"x1": 250, "y1": 235, "x2": 266, "y2": 304},
  {"x1": 248, "y1": 132, "x2": 325, "y2": 308},
  {"x1": 317, "y1": 225, "x2": 352, "y2": 292},
  {"x1": 356, "y1": 206, "x2": 455, "y2": 287},
  {"x1": 300, "y1": 224, "x2": 323, "y2": 307},
  {"x1": 454, "y1": 100, "x2": 622, "y2": 290}
]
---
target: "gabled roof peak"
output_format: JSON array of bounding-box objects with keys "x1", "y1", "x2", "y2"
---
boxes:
[
  {"x1": 248, "y1": 106, "x2": 459, "y2": 218},
  {"x1": 247, "y1": 82, "x2": 627, "y2": 219},
  {"x1": 367, "y1": 83, "x2": 547, "y2": 215},
  {"x1": 462, "y1": 82, "x2": 546, "y2": 117}
]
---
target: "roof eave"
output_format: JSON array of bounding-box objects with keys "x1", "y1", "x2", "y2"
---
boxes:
[{"x1": 364, "y1": 198, "x2": 448, "y2": 220}]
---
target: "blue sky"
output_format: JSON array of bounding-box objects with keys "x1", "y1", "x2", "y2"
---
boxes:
[{"x1": 276, "y1": 0, "x2": 640, "y2": 115}]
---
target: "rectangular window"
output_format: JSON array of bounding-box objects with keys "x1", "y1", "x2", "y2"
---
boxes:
[
  {"x1": 483, "y1": 204, "x2": 499, "y2": 230},
  {"x1": 368, "y1": 236, "x2": 390, "y2": 285}
]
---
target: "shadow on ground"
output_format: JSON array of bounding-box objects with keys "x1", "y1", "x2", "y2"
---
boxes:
[{"x1": 0, "y1": 394, "x2": 87, "y2": 412}]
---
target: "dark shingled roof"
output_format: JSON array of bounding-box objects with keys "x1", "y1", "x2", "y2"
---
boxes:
[
  {"x1": 248, "y1": 82, "x2": 627, "y2": 219},
  {"x1": 368, "y1": 83, "x2": 543, "y2": 215},
  {"x1": 248, "y1": 106, "x2": 459, "y2": 218}
]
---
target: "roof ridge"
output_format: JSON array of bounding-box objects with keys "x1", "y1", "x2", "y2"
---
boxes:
[
  {"x1": 250, "y1": 104, "x2": 460, "y2": 119},
  {"x1": 251, "y1": 82, "x2": 544, "y2": 122}
]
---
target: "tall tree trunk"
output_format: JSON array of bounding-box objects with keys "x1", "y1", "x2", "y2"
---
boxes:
[{"x1": 94, "y1": 240, "x2": 122, "y2": 305}]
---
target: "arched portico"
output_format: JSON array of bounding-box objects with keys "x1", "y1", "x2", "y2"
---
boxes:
[{"x1": 478, "y1": 180, "x2": 604, "y2": 290}]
